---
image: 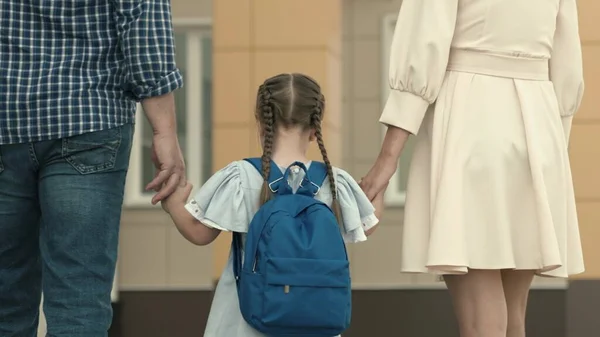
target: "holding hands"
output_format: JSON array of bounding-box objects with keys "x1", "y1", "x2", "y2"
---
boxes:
[
  {"x1": 360, "y1": 125, "x2": 412, "y2": 222},
  {"x1": 359, "y1": 154, "x2": 398, "y2": 201},
  {"x1": 360, "y1": 155, "x2": 396, "y2": 223},
  {"x1": 161, "y1": 180, "x2": 194, "y2": 214},
  {"x1": 146, "y1": 132, "x2": 187, "y2": 205}
]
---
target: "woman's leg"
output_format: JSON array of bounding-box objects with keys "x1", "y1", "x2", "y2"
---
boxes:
[
  {"x1": 444, "y1": 270, "x2": 507, "y2": 337},
  {"x1": 501, "y1": 270, "x2": 535, "y2": 337}
]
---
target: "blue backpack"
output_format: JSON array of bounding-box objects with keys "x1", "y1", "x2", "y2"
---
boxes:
[{"x1": 232, "y1": 158, "x2": 352, "y2": 337}]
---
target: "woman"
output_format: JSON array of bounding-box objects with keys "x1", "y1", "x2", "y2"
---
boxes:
[{"x1": 360, "y1": 1, "x2": 584, "y2": 337}]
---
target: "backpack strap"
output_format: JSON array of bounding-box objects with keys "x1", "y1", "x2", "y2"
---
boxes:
[
  {"x1": 307, "y1": 161, "x2": 328, "y2": 190},
  {"x1": 243, "y1": 157, "x2": 284, "y2": 193},
  {"x1": 234, "y1": 157, "x2": 284, "y2": 289},
  {"x1": 232, "y1": 231, "x2": 242, "y2": 289}
]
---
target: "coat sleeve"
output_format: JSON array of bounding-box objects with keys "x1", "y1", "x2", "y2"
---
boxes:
[
  {"x1": 379, "y1": 0, "x2": 459, "y2": 135},
  {"x1": 549, "y1": 0, "x2": 584, "y2": 143}
]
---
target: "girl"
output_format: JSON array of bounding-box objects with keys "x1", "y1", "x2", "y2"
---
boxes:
[
  {"x1": 161, "y1": 73, "x2": 384, "y2": 337},
  {"x1": 360, "y1": 1, "x2": 584, "y2": 337}
]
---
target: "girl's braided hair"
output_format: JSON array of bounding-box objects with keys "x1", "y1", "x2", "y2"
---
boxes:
[{"x1": 255, "y1": 73, "x2": 342, "y2": 223}]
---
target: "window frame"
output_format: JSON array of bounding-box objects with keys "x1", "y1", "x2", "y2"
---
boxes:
[
  {"x1": 124, "y1": 18, "x2": 212, "y2": 208},
  {"x1": 380, "y1": 13, "x2": 406, "y2": 207}
]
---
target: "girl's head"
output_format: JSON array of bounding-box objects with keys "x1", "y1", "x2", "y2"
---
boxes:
[{"x1": 255, "y1": 73, "x2": 342, "y2": 221}]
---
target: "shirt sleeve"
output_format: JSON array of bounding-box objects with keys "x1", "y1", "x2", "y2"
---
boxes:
[
  {"x1": 379, "y1": 0, "x2": 459, "y2": 135},
  {"x1": 334, "y1": 169, "x2": 379, "y2": 244},
  {"x1": 549, "y1": 0, "x2": 584, "y2": 143},
  {"x1": 184, "y1": 162, "x2": 250, "y2": 233},
  {"x1": 110, "y1": 0, "x2": 184, "y2": 101}
]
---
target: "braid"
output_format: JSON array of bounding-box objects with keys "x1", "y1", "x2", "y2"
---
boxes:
[
  {"x1": 259, "y1": 85, "x2": 275, "y2": 205},
  {"x1": 312, "y1": 97, "x2": 342, "y2": 224}
]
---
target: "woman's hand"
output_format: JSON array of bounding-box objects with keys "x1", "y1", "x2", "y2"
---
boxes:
[
  {"x1": 360, "y1": 155, "x2": 398, "y2": 200},
  {"x1": 361, "y1": 125, "x2": 411, "y2": 200},
  {"x1": 161, "y1": 181, "x2": 193, "y2": 214}
]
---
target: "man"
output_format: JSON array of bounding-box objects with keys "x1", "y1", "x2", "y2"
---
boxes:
[{"x1": 0, "y1": 1, "x2": 185, "y2": 336}]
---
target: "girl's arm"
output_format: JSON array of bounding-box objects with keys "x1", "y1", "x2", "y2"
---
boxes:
[
  {"x1": 168, "y1": 202, "x2": 221, "y2": 246},
  {"x1": 162, "y1": 183, "x2": 221, "y2": 246}
]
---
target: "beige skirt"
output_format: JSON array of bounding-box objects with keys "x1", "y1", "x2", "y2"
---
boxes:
[{"x1": 401, "y1": 52, "x2": 584, "y2": 278}]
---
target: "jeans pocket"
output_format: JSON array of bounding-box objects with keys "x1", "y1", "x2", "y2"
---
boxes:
[{"x1": 62, "y1": 127, "x2": 122, "y2": 174}]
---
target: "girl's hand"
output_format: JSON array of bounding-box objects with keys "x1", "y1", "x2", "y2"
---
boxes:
[
  {"x1": 161, "y1": 181, "x2": 193, "y2": 213},
  {"x1": 371, "y1": 181, "x2": 388, "y2": 220},
  {"x1": 363, "y1": 182, "x2": 387, "y2": 237}
]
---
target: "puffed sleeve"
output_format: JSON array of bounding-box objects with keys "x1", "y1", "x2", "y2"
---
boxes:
[
  {"x1": 379, "y1": 0, "x2": 459, "y2": 135},
  {"x1": 184, "y1": 162, "x2": 250, "y2": 233},
  {"x1": 335, "y1": 169, "x2": 380, "y2": 243},
  {"x1": 550, "y1": 0, "x2": 584, "y2": 143}
]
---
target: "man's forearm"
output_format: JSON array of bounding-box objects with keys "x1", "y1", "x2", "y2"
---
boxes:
[{"x1": 142, "y1": 93, "x2": 177, "y2": 135}]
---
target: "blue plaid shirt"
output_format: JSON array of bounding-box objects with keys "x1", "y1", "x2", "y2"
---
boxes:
[{"x1": 0, "y1": 0, "x2": 183, "y2": 145}]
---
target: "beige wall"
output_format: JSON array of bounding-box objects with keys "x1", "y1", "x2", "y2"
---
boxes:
[
  {"x1": 341, "y1": 0, "x2": 426, "y2": 288},
  {"x1": 117, "y1": 0, "x2": 600, "y2": 292}
]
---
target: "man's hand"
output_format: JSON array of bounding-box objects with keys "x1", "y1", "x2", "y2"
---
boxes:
[
  {"x1": 146, "y1": 132, "x2": 186, "y2": 205},
  {"x1": 140, "y1": 92, "x2": 185, "y2": 205}
]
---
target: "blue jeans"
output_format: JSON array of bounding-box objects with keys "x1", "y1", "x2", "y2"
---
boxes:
[{"x1": 0, "y1": 124, "x2": 133, "y2": 337}]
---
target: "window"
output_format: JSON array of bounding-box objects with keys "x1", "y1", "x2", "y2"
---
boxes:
[
  {"x1": 124, "y1": 21, "x2": 212, "y2": 207},
  {"x1": 381, "y1": 14, "x2": 416, "y2": 207}
]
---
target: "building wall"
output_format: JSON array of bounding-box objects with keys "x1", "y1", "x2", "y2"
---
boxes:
[
  {"x1": 341, "y1": 0, "x2": 435, "y2": 288},
  {"x1": 108, "y1": 0, "x2": 600, "y2": 336},
  {"x1": 115, "y1": 0, "x2": 599, "y2": 296}
]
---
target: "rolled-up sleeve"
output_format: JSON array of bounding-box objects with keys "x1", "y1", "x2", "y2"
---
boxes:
[
  {"x1": 379, "y1": 0, "x2": 459, "y2": 135},
  {"x1": 111, "y1": 0, "x2": 183, "y2": 100}
]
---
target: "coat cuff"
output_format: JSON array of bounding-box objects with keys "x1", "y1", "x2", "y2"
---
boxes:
[{"x1": 379, "y1": 89, "x2": 429, "y2": 135}]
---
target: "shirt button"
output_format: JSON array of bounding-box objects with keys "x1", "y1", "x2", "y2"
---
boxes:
[{"x1": 292, "y1": 166, "x2": 300, "y2": 174}]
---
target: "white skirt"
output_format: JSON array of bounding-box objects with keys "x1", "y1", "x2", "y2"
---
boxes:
[{"x1": 401, "y1": 59, "x2": 584, "y2": 278}]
